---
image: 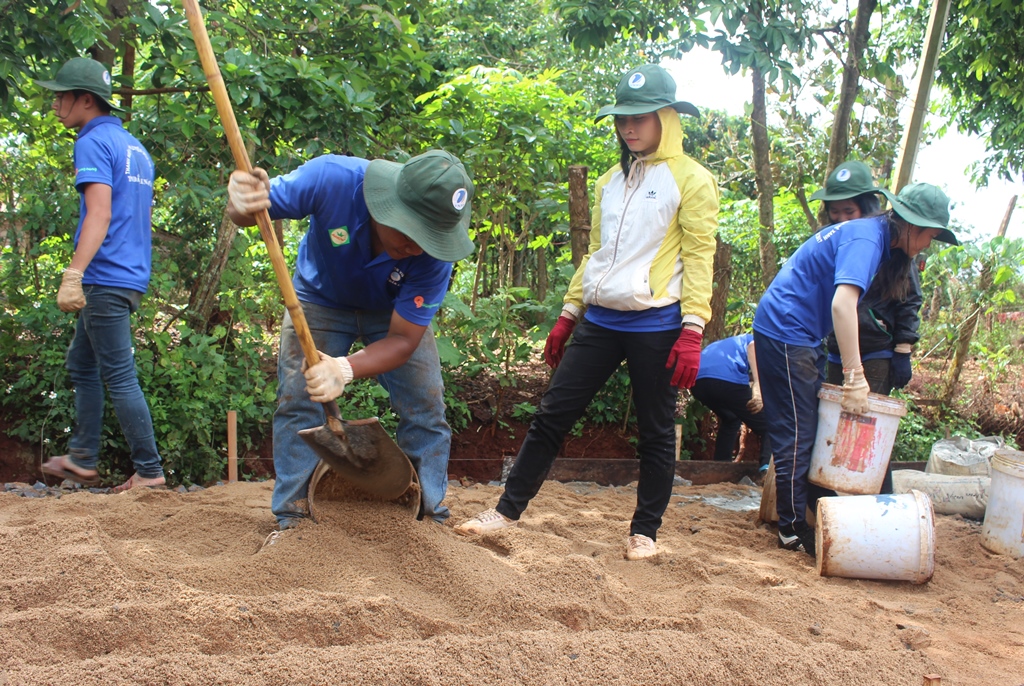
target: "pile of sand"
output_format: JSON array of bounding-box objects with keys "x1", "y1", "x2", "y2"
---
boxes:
[{"x1": 0, "y1": 479, "x2": 1021, "y2": 684}]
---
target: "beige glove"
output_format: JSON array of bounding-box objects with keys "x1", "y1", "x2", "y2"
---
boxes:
[
  {"x1": 303, "y1": 352, "x2": 354, "y2": 403},
  {"x1": 841, "y1": 366, "x2": 871, "y2": 415},
  {"x1": 57, "y1": 268, "x2": 86, "y2": 312},
  {"x1": 746, "y1": 380, "x2": 763, "y2": 413},
  {"x1": 227, "y1": 168, "x2": 271, "y2": 216}
]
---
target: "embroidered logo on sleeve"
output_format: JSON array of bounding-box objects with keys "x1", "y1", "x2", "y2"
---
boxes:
[
  {"x1": 330, "y1": 227, "x2": 350, "y2": 246},
  {"x1": 412, "y1": 295, "x2": 442, "y2": 310}
]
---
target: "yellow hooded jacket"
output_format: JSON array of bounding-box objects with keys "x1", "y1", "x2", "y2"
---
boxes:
[{"x1": 563, "y1": 107, "x2": 719, "y2": 326}]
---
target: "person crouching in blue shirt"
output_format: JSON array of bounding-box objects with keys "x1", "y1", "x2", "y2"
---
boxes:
[
  {"x1": 752, "y1": 182, "x2": 957, "y2": 557},
  {"x1": 38, "y1": 58, "x2": 166, "y2": 492},
  {"x1": 690, "y1": 334, "x2": 771, "y2": 472},
  {"x1": 227, "y1": 150, "x2": 474, "y2": 532}
]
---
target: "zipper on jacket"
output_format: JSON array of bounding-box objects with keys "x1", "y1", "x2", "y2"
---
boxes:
[{"x1": 592, "y1": 181, "x2": 641, "y2": 305}]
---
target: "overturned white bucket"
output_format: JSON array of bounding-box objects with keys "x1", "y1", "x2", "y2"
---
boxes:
[
  {"x1": 816, "y1": 490, "x2": 935, "y2": 584},
  {"x1": 809, "y1": 384, "x2": 907, "y2": 494},
  {"x1": 981, "y1": 448, "x2": 1024, "y2": 558}
]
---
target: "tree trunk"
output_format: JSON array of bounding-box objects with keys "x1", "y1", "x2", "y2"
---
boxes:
[
  {"x1": 536, "y1": 245, "x2": 547, "y2": 303},
  {"x1": 568, "y1": 165, "x2": 591, "y2": 269},
  {"x1": 187, "y1": 209, "x2": 239, "y2": 330},
  {"x1": 938, "y1": 196, "x2": 1016, "y2": 403},
  {"x1": 704, "y1": 238, "x2": 733, "y2": 345},
  {"x1": 795, "y1": 182, "x2": 818, "y2": 235},
  {"x1": 751, "y1": 66, "x2": 778, "y2": 288},
  {"x1": 825, "y1": 0, "x2": 877, "y2": 177}
]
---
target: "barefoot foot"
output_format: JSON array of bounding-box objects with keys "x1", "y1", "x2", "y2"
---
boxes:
[
  {"x1": 112, "y1": 473, "x2": 167, "y2": 492},
  {"x1": 41, "y1": 455, "x2": 100, "y2": 487}
]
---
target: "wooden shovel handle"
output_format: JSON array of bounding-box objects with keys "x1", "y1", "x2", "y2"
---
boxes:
[{"x1": 183, "y1": 0, "x2": 343, "y2": 422}]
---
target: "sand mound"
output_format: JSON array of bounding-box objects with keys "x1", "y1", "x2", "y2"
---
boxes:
[{"x1": 0, "y1": 479, "x2": 1020, "y2": 684}]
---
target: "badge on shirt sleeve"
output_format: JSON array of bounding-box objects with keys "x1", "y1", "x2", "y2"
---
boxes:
[{"x1": 329, "y1": 227, "x2": 350, "y2": 246}]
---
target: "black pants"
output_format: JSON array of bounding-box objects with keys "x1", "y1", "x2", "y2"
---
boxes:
[
  {"x1": 691, "y1": 377, "x2": 772, "y2": 467},
  {"x1": 826, "y1": 357, "x2": 893, "y2": 395},
  {"x1": 497, "y1": 319, "x2": 679, "y2": 540}
]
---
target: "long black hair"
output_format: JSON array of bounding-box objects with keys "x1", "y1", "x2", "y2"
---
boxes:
[
  {"x1": 869, "y1": 211, "x2": 913, "y2": 302},
  {"x1": 618, "y1": 134, "x2": 634, "y2": 175}
]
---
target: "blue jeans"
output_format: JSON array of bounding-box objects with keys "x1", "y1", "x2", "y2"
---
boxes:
[
  {"x1": 273, "y1": 302, "x2": 452, "y2": 528},
  {"x1": 65, "y1": 286, "x2": 163, "y2": 478},
  {"x1": 753, "y1": 332, "x2": 833, "y2": 532},
  {"x1": 497, "y1": 320, "x2": 679, "y2": 540}
]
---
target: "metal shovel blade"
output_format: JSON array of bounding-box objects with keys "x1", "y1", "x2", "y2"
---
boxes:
[
  {"x1": 297, "y1": 416, "x2": 414, "y2": 500},
  {"x1": 307, "y1": 458, "x2": 420, "y2": 522}
]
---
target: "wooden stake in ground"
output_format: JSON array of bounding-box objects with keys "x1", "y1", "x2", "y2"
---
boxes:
[{"x1": 227, "y1": 410, "x2": 237, "y2": 483}]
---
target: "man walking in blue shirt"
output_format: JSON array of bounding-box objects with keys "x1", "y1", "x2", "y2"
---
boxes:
[{"x1": 38, "y1": 58, "x2": 166, "y2": 491}]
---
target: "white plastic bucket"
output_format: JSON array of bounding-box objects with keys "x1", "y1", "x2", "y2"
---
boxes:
[
  {"x1": 981, "y1": 448, "x2": 1024, "y2": 558},
  {"x1": 809, "y1": 384, "x2": 907, "y2": 494},
  {"x1": 816, "y1": 490, "x2": 935, "y2": 584}
]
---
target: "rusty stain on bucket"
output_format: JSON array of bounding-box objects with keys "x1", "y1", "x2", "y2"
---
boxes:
[{"x1": 830, "y1": 412, "x2": 877, "y2": 473}]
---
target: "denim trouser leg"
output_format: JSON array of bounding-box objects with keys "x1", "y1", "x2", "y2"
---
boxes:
[
  {"x1": 65, "y1": 286, "x2": 163, "y2": 478},
  {"x1": 375, "y1": 327, "x2": 452, "y2": 523},
  {"x1": 753, "y1": 332, "x2": 825, "y2": 531},
  {"x1": 272, "y1": 303, "x2": 451, "y2": 528}
]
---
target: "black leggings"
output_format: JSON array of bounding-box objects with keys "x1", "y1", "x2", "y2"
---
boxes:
[
  {"x1": 497, "y1": 319, "x2": 679, "y2": 540},
  {"x1": 691, "y1": 377, "x2": 772, "y2": 467}
]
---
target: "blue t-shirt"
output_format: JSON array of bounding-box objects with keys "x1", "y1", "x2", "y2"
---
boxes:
[
  {"x1": 696, "y1": 333, "x2": 754, "y2": 385},
  {"x1": 584, "y1": 303, "x2": 682, "y2": 332},
  {"x1": 753, "y1": 216, "x2": 890, "y2": 347},
  {"x1": 268, "y1": 155, "x2": 452, "y2": 326},
  {"x1": 73, "y1": 116, "x2": 154, "y2": 293}
]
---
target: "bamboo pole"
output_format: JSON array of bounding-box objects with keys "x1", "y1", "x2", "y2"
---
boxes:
[
  {"x1": 890, "y1": 0, "x2": 952, "y2": 193},
  {"x1": 227, "y1": 410, "x2": 237, "y2": 483},
  {"x1": 182, "y1": 0, "x2": 346, "y2": 430}
]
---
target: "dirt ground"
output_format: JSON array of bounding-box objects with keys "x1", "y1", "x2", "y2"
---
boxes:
[{"x1": 1, "y1": 477, "x2": 1021, "y2": 685}]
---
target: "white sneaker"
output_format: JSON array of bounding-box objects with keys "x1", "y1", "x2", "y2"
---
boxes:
[
  {"x1": 625, "y1": 534, "x2": 658, "y2": 560},
  {"x1": 454, "y1": 508, "x2": 516, "y2": 536}
]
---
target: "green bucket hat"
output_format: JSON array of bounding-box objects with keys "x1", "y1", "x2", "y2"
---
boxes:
[
  {"x1": 363, "y1": 150, "x2": 475, "y2": 262},
  {"x1": 809, "y1": 161, "x2": 882, "y2": 201},
  {"x1": 36, "y1": 57, "x2": 122, "y2": 111},
  {"x1": 595, "y1": 64, "x2": 699, "y2": 122},
  {"x1": 883, "y1": 182, "x2": 957, "y2": 245}
]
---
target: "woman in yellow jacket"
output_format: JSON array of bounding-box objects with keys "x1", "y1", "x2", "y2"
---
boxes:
[{"x1": 457, "y1": 64, "x2": 719, "y2": 560}]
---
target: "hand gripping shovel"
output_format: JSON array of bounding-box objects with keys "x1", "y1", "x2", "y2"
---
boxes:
[{"x1": 183, "y1": 0, "x2": 416, "y2": 504}]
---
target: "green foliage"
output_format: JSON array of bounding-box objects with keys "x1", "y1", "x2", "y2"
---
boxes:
[
  {"x1": 0, "y1": 248, "x2": 277, "y2": 486},
  {"x1": 890, "y1": 396, "x2": 982, "y2": 463},
  {"x1": 715, "y1": 190, "x2": 811, "y2": 333},
  {"x1": 938, "y1": 0, "x2": 1024, "y2": 181},
  {"x1": 2, "y1": 0, "x2": 1022, "y2": 479}
]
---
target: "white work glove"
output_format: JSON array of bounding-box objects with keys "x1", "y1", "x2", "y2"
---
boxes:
[
  {"x1": 227, "y1": 168, "x2": 271, "y2": 216},
  {"x1": 57, "y1": 267, "x2": 86, "y2": 312},
  {"x1": 746, "y1": 380, "x2": 763, "y2": 413},
  {"x1": 841, "y1": 366, "x2": 871, "y2": 415},
  {"x1": 303, "y1": 352, "x2": 354, "y2": 403}
]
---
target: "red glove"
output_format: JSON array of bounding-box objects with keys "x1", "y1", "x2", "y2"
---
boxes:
[
  {"x1": 666, "y1": 327, "x2": 703, "y2": 388},
  {"x1": 543, "y1": 316, "x2": 577, "y2": 368}
]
